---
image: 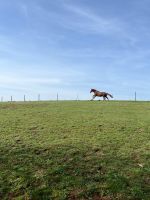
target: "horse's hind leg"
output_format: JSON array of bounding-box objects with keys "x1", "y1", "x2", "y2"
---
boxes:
[
  {"x1": 106, "y1": 96, "x2": 109, "y2": 100},
  {"x1": 103, "y1": 96, "x2": 106, "y2": 101}
]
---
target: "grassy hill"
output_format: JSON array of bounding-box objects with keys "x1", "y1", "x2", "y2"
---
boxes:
[{"x1": 0, "y1": 101, "x2": 149, "y2": 199}]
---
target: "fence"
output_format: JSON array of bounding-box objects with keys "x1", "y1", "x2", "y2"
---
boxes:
[
  {"x1": 0, "y1": 93, "x2": 82, "y2": 102},
  {"x1": 0, "y1": 92, "x2": 139, "y2": 102}
]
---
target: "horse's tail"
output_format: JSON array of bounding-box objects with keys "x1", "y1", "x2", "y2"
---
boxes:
[{"x1": 107, "y1": 93, "x2": 113, "y2": 98}]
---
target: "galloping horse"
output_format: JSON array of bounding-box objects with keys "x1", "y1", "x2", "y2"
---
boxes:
[{"x1": 90, "y1": 89, "x2": 113, "y2": 100}]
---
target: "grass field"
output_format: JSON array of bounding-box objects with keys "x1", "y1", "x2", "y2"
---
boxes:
[{"x1": 0, "y1": 101, "x2": 149, "y2": 200}]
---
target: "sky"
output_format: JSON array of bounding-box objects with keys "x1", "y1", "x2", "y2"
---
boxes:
[{"x1": 0, "y1": 0, "x2": 150, "y2": 101}]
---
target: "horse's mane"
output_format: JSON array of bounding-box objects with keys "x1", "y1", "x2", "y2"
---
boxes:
[{"x1": 91, "y1": 89, "x2": 98, "y2": 92}]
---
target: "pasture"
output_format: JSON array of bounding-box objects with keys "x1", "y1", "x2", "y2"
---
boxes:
[{"x1": 0, "y1": 101, "x2": 149, "y2": 200}]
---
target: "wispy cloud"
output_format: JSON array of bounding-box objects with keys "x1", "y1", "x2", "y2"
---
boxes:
[
  {"x1": 24, "y1": 1, "x2": 121, "y2": 35},
  {"x1": 18, "y1": 2, "x2": 29, "y2": 19},
  {"x1": 33, "y1": 1, "x2": 138, "y2": 47},
  {"x1": 0, "y1": 75, "x2": 61, "y2": 85},
  {"x1": 63, "y1": 4, "x2": 121, "y2": 34}
]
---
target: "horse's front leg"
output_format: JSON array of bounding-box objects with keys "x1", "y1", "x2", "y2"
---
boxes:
[{"x1": 91, "y1": 95, "x2": 96, "y2": 101}]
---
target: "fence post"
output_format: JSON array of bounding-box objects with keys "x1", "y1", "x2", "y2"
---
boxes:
[
  {"x1": 38, "y1": 94, "x2": 40, "y2": 101},
  {"x1": 11, "y1": 96, "x2": 13, "y2": 102},
  {"x1": 57, "y1": 93, "x2": 58, "y2": 101},
  {"x1": 76, "y1": 94, "x2": 79, "y2": 101},
  {"x1": 24, "y1": 95, "x2": 26, "y2": 102},
  {"x1": 135, "y1": 92, "x2": 136, "y2": 101}
]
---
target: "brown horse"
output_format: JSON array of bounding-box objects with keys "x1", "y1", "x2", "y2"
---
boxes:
[{"x1": 90, "y1": 89, "x2": 113, "y2": 100}]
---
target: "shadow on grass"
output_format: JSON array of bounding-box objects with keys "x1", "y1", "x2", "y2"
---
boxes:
[{"x1": 0, "y1": 145, "x2": 149, "y2": 200}]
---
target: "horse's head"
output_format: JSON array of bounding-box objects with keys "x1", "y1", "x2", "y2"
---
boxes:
[{"x1": 90, "y1": 89, "x2": 95, "y2": 93}]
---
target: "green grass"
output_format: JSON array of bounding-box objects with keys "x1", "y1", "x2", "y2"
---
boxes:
[{"x1": 0, "y1": 101, "x2": 150, "y2": 200}]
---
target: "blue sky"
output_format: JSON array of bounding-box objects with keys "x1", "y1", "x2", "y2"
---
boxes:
[{"x1": 0, "y1": 0, "x2": 150, "y2": 101}]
